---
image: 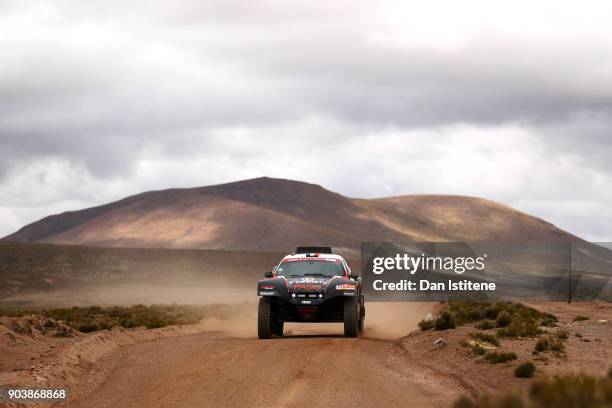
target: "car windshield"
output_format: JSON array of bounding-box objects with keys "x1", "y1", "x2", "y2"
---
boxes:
[{"x1": 276, "y1": 259, "x2": 344, "y2": 277}]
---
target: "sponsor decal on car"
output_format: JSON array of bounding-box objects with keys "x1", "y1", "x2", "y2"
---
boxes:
[
  {"x1": 336, "y1": 283, "x2": 356, "y2": 290},
  {"x1": 259, "y1": 291, "x2": 276, "y2": 296},
  {"x1": 292, "y1": 283, "x2": 322, "y2": 291},
  {"x1": 290, "y1": 277, "x2": 326, "y2": 284},
  {"x1": 261, "y1": 285, "x2": 276, "y2": 290}
]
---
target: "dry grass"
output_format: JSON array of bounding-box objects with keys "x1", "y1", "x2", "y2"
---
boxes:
[
  {"x1": 455, "y1": 372, "x2": 612, "y2": 408},
  {"x1": 0, "y1": 303, "x2": 247, "y2": 332},
  {"x1": 468, "y1": 332, "x2": 500, "y2": 346},
  {"x1": 484, "y1": 351, "x2": 517, "y2": 364}
]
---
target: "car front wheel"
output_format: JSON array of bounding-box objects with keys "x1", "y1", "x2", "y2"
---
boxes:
[
  {"x1": 344, "y1": 297, "x2": 359, "y2": 337},
  {"x1": 258, "y1": 297, "x2": 273, "y2": 339}
]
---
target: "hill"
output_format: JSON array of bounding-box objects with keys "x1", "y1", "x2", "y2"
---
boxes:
[{"x1": 3, "y1": 177, "x2": 577, "y2": 253}]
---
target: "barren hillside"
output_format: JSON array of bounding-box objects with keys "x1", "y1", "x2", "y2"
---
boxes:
[{"x1": 3, "y1": 177, "x2": 578, "y2": 252}]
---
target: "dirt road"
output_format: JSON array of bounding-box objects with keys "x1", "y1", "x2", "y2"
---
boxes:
[
  {"x1": 63, "y1": 325, "x2": 464, "y2": 408},
  {"x1": 4, "y1": 301, "x2": 609, "y2": 407}
]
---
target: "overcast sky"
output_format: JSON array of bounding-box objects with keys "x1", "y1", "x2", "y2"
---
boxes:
[{"x1": 1, "y1": 0, "x2": 612, "y2": 240}]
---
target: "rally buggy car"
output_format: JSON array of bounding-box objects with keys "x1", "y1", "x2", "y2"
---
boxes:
[{"x1": 256, "y1": 247, "x2": 365, "y2": 338}]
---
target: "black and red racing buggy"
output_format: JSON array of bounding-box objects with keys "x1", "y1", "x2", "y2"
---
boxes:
[{"x1": 256, "y1": 247, "x2": 365, "y2": 338}]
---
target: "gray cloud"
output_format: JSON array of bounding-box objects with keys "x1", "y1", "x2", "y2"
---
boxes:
[{"x1": 1, "y1": 0, "x2": 612, "y2": 240}]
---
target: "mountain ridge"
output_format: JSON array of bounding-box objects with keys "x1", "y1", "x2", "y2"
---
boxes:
[{"x1": 3, "y1": 177, "x2": 579, "y2": 252}]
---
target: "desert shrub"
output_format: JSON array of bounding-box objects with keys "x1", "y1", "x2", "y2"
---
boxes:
[
  {"x1": 475, "y1": 319, "x2": 494, "y2": 330},
  {"x1": 434, "y1": 311, "x2": 456, "y2": 330},
  {"x1": 483, "y1": 306, "x2": 499, "y2": 320},
  {"x1": 445, "y1": 302, "x2": 489, "y2": 325},
  {"x1": 453, "y1": 395, "x2": 523, "y2": 408},
  {"x1": 556, "y1": 329, "x2": 569, "y2": 340},
  {"x1": 535, "y1": 336, "x2": 551, "y2": 352},
  {"x1": 443, "y1": 301, "x2": 555, "y2": 328},
  {"x1": 515, "y1": 362, "x2": 536, "y2": 378},
  {"x1": 455, "y1": 373, "x2": 612, "y2": 408},
  {"x1": 573, "y1": 315, "x2": 590, "y2": 322},
  {"x1": 550, "y1": 339, "x2": 565, "y2": 352},
  {"x1": 496, "y1": 311, "x2": 512, "y2": 327},
  {"x1": 497, "y1": 318, "x2": 542, "y2": 338},
  {"x1": 529, "y1": 374, "x2": 612, "y2": 407},
  {"x1": 418, "y1": 319, "x2": 434, "y2": 331},
  {"x1": 469, "y1": 331, "x2": 500, "y2": 346},
  {"x1": 485, "y1": 351, "x2": 517, "y2": 364},
  {"x1": 535, "y1": 335, "x2": 564, "y2": 353},
  {"x1": 465, "y1": 308, "x2": 485, "y2": 322}
]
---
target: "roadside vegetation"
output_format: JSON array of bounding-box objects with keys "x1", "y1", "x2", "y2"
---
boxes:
[
  {"x1": 0, "y1": 303, "x2": 245, "y2": 332},
  {"x1": 534, "y1": 335, "x2": 565, "y2": 353},
  {"x1": 468, "y1": 331, "x2": 499, "y2": 347},
  {"x1": 514, "y1": 362, "x2": 536, "y2": 378},
  {"x1": 420, "y1": 301, "x2": 573, "y2": 377},
  {"x1": 454, "y1": 371, "x2": 612, "y2": 408},
  {"x1": 484, "y1": 351, "x2": 517, "y2": 364},
  {"x1": 419, "y1": 301, "x2": 555, "y2": 335},
  {"x1": 434, "y1": 310, "x2": 456, "y2": 330},
  {"x1": 462, "y1": 332, "x2": 499, "y2": 356}
]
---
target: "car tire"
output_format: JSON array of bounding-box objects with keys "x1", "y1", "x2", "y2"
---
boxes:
[
  {"x1": 258, "y1": 297, "x2": 273, "y2": 339},
  {"x1": 272, "y1": 320, "x2": 284, "y2": 336},
  {"x1": 344, "y1": 297, "x2": 359, "y2": 337},
  {"x1": 359, "y1": 295, "x2": 366, "y2": 318},
  {"x1": 358, "y1": 295, "x2": 365, "y2": 333}
]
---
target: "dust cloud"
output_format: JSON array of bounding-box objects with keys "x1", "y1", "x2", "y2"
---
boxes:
[
  {"x1": 206, "y1": 302, "x2": 438, "y2": 340},
  {"x1": 362, "y1": 302, "x2": 438, "y2": 339},
  {"x1": 3, "y1": 283, "x2": 257, "y2": 308},
  {"x1": 4, "y1": 281, "x2": 437, "y2": 340}
]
